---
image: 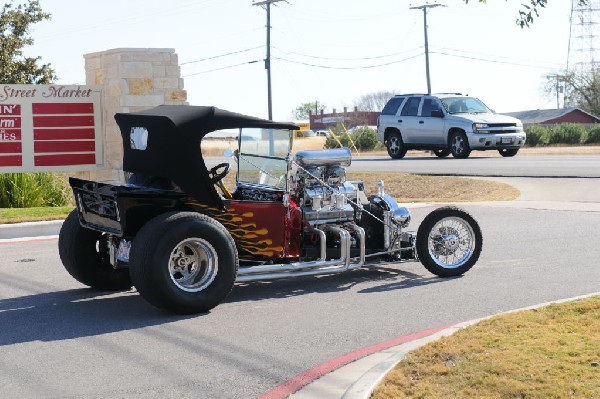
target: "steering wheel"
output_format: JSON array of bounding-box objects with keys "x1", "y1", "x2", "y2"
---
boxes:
[{"x1": 209, "y1": 162, "x2": 231, "y2": 184}]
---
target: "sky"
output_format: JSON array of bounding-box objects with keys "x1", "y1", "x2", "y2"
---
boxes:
[{"x1": 26, "y1": 0, "x2": 575, "y2": 121}]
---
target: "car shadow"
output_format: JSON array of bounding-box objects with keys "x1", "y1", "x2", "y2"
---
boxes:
[
  {"x1": 226, "y1": 266, "x2": 444, "y2": 303},
  {"x1": 0, "y1": 288, "x2": 196, "y2": 346},
  {"x1": 0, "y1": 267, "x2": 447, "y2": 346}
]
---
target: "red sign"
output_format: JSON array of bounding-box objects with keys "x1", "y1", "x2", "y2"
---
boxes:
[
  {"x1": 0, "y1": 104, "x2": 21, "y2": 115},
  {"x1": 0, "y1": 85, "x2": 102, "y2": 172}
]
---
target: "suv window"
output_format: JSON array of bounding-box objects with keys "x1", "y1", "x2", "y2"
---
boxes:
[
  {"x1": 420, "y1": 98, "x2": 441, "y2": 117},
  {"x1": 400, "y1": 97, "x2": 421, "y2": 116},
  {"x1": 381, "y1": 96, "x2": 405, "y2": 115}
]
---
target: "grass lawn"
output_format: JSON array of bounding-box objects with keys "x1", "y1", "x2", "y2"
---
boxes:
[
  {"x1": 372, "y1": 295, "x2": 600, "y2": 399},
  {"x1": 0, "y1": 206, "x2": 74, "y2": 224}
]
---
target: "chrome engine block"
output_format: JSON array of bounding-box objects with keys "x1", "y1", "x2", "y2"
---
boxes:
[
  {"x1": 293, "y1": 148, "x2": 360, "y2": 224},
  {"x1": 292, "y1": 148, "x2": 411, "y2": 229}
]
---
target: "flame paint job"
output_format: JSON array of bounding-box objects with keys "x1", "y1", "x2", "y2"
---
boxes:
[{"x1": 187, "y1": 200, "x2": 302, "y2": 259}]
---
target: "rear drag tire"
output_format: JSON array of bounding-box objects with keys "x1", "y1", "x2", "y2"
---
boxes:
[
  {"x1": 58, "y1": 210, "x2": 132, "y2": 291},
  {"x1": 129, "y1": 212, "x2": 238, "y2": 314}
]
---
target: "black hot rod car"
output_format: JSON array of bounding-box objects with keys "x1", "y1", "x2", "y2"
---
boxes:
[{"x1": 59, "y1": 105, "x2": 482, "y2": 314}]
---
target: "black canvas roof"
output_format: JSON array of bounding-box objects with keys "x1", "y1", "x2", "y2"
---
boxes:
[{"x1": 114, "y1": 105, "x2": 298, "y2": 209}]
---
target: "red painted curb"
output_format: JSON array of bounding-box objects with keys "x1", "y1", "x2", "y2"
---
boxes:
[
  {"x1": 258, "y1": 322, "x2": 458, "y2": 399},
  {"x1": 0, "y1": 236, "x2": 58, "y2": 244}
]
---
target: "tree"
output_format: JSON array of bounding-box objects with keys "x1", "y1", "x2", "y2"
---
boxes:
[
  {"x1": 0, "y1": 0, "x2": 56, "y2": 84},
  {"x1": 293, "y1": 101, "x2": 327, "y2": 120},
  {"x1": 546, "y1": 70, "x2": 600, "y2": 116},
  {"x1": 354, "y1": 90, "x2": 396, "y2": 112},
  {"x1": 466, "y1": 0, "x2": 588, "y2": 28}
]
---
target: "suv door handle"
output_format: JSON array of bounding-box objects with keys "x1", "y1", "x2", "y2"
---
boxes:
[
  {"x1": 397, "y1": 119, "x2": 402, "y2": 123},
  {"x1": 419, "y1": 120, "x2": 424, "y2": 124}
]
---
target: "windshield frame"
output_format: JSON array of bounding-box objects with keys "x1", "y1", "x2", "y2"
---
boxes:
[{"x1": 236, "y1": 127, "x2": 293, "y2": 190}]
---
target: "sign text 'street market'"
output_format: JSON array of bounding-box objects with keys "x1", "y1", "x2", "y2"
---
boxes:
[{"x1": 0, "y1": 85, "x2": 94, "y2": 102}]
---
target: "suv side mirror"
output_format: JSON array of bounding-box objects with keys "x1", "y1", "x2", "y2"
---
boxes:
[{"x1": 431, "y1": 109, "x2": 444, "y2": 118}]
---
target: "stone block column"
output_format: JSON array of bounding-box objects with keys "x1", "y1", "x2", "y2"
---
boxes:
[{"x1": 81, "y1": 48, "x2": 187, "y2": 182}]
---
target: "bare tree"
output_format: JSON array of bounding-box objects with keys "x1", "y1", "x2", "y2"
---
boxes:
[{"x1": 354, "y1": 91, "x2": 396, "y2": 112}]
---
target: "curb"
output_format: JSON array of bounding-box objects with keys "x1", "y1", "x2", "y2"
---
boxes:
[
  {"x1": 291, "y1": 292, "x2": 600, "y2": 399},
  {"x1": 0, "y1": 220, "x2": 63, "y2": 240}
]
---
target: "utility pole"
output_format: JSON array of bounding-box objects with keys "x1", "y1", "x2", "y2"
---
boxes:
[
  {"x1": 547, "y1": 74, "x2": 566, "y2": 108},
  {"x1": 253, "y1": 0, "x2": 286, "y2": 120},
  {"x1": 410, "y1": 3, "x2": 445, "y2": 95}
]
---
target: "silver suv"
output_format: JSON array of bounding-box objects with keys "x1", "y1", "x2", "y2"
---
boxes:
[{"x1": 377, "y1": 94, "x2": 526, "y2": 159}]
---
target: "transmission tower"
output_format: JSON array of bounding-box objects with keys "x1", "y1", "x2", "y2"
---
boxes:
[{"x1": 567, "y1": 0, "x2": 600, "y2": 74}]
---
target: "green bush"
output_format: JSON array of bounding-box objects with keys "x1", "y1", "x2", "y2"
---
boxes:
[
  {"x1": 324, "y1": 125, "x2": 379, "y2": 151},
  {"x1": 524, "y1": 124, "x2": 548, "y2": 147},
  {"x1": 547, "y1": 123, "x2": 586, "y2": 144},
  {"x1": 585, "y1": 126, "x2": 600, "y2": 144},
  {"x1": 0, "y1": 172, "x2": 71, "y2": 208}
]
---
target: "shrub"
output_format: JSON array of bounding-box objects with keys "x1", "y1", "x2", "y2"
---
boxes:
[
  {"x1": 547, "y1": 123, "x2": 586, "y2": 144},
  {"x1": 352, "y1": 127, "x2": 378, "y2": 151},
  {"x1": 524, "y1": 124, "x2": 548, "y2": 147},
  {"x1": 585, "y1": 126, "x2": 600, "y2": 144},
  {"x1": 324, "y1": 125, "x2": 378, "y2": 151},
  {"x1": 0, "y1": 173, "x2": 71, "y2": 208}
]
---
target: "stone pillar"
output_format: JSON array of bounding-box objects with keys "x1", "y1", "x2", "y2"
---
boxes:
[{"x1": 81, "y1": 48, "x2": 187, "y2": 182}]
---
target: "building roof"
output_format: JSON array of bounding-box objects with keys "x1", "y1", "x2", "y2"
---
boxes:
[{"x1": 505, "y1": 107, "x2": 600, "y2": 124}]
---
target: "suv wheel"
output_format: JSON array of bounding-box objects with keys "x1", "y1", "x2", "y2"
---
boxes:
[
  {"x1": 498, "y1": 148, "x2": 519, "y2": 157},
  {"x1": 450, "y1": 132, "x2": 471, "y2": 159},
  {"x1": 386, "y1": 132, "x2": 407, "y2": 159}
]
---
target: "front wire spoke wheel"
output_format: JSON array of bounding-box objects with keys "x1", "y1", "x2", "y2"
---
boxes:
[
  {"x1": 416, "y1": 207, "x2": 482, "y2": 277},
  {"x1": 428, "y1": 217, "x2": 475, "y2": 269}
]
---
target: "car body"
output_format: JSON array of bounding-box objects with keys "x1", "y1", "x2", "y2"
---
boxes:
[
  {"x1": 59, "y1": 105, "x2": 482, "y2": 314},
  {"x1": 377, "y1": 93, "x2": 526, "y2": 159}
]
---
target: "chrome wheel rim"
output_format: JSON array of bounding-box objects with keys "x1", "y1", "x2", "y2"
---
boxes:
[
  {"x1": 428, "y1": 217, "x2": 476, "y2": 269},
  {"x1": 388, "y1": 136, "x2": 400, "y2": 155},
  {"x1": 168, "y1": 238, "x2": 218, "y2": 292},
  {"x1": 451, "y1": 135, "x2": 465, "y2": 154}
]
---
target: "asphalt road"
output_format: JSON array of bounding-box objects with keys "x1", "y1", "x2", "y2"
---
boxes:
[
  {"x1": 206, "y1": 153, "x2": 600, "y2": 178},
  {"x1": 1, "y1": 155, "x2": 599, "y2": 398},
  {"x1": 347, "y1": 154, "x2": 600, "y2": 178}
]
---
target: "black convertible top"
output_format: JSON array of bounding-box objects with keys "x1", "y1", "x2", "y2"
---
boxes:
[{"x1": 114, "y1": 105, "x2": 298, "y2": 209}]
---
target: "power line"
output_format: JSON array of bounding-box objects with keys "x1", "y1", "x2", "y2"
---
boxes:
[
  {"x1": 271, "y1": 45, "x2": 424, "y2": 61},
  {"x1": 180, "y1": 46, "x2": 263, "y2": 66},
  {"x1": 430, "y1": 51, "x2": 564, "y2": 70},
  {"x1": 274, "y1": 54, "x2": 423, "y2": 69},
  {"x1": 182, "y1": 60, "x2": 261, "y2": 77}
]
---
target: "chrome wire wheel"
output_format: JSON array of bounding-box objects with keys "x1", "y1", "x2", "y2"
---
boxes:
[
  {"x1": 168, "y1": 238, "x2": 219, "y2": 292},
  {"x1": 427, "y1": 216, "x2": 476, "y2": 269}
]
